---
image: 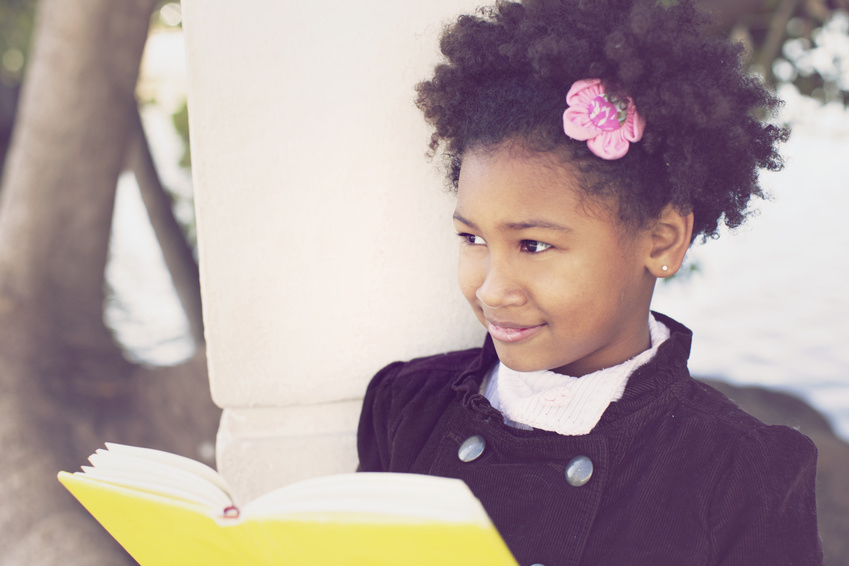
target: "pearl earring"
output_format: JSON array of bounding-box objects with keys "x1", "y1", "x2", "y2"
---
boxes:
[{"x1": 661, "y1": 265, "x2": 668, "y2": 272}]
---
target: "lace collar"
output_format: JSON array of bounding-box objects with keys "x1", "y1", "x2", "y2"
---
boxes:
[{"x1": 481, "y1": 314, "x2": 670, "y2": 435}]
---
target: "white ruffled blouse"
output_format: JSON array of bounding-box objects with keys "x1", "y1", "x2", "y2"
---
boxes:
[{"x1": 481, "y1": 314, "x2": 670, "y2": 435}]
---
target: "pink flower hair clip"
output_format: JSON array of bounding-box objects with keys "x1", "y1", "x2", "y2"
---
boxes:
[{"x1": 562, "y1": 78, "x2": 646, "y2": 160}]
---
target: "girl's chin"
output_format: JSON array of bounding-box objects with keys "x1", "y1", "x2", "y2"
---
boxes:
[
  {"x1": 493, "y1": 343, "x2": 589, "y2": 376},
  {"x1": 493, "y1": 348, "x2": 558, "y2": 374}
]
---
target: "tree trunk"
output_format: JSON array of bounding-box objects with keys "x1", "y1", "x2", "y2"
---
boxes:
[
  {"x1": 0, "y1": 0, "x2": 219, "y2": 563},
  {"x1": 0, "y1": 0, "x2": 154, "y2": 389}
]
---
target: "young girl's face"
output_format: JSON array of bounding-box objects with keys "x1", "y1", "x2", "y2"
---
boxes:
[{"x1": 453, "y1": 145, "x2": 657, "y2": 376}]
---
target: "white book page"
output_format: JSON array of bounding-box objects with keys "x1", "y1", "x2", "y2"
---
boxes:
[
  {"x1": 77, "y1": 466, "x2": 232, "y2": 510},
  {"x1": 244, "y1": 473, "x2": 490, "y2": 525},
  {"x1": 104, "y1": 443, "x2": 229, "y2": 492},
  {"x1": 77, "y1": 444, "x2": 233, "y2": 511}
]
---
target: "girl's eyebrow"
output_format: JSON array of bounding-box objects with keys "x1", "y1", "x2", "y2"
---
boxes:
[
  {"x1": 452, "y1": 213, "x2": 477, "y2": 228},
  {"x1": 503, "y1": 220, "x2": 572, "y2": 232},
  {"x1": 453, "y1": 212, "x2": 571, "y2": 232}
]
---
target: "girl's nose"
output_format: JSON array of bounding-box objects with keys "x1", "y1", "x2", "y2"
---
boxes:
[{"x1": 475, "y1": 262, "x2": 526, "y2": 309}]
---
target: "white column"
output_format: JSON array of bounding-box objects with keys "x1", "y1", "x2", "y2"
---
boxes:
[{"x1": 182, "y1": 0, "x2": 484, "y2": 502}]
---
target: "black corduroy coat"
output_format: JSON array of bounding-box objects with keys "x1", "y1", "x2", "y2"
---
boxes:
[{"x1": 357, "y1": 313, "x2": 823, "y2": 566}]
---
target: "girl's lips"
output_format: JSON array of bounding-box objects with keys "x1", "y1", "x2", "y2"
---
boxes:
[{"x1": 487, "y1": 321, "x2": 545, "y2": 343}]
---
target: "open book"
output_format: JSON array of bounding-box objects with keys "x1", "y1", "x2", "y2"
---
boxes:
[{"x1": 58, "y1": 443, "x2": 518, "y2": 566}]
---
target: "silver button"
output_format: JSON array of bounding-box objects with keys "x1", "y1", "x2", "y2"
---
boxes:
[
  {"x1": 458, "y1": 435, "x2": 486, "y2": 462},
  {"x1": 565, "y1": 455, "x2": 593, "y2": 487}
]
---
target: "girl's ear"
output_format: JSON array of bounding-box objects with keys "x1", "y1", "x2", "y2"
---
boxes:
[{"x1": 646, "y1": 204, "x2": 694, "y2": 278}]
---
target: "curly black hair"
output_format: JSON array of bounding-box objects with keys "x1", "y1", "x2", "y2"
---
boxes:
[{"x1": 415, "y1": 0, "x2": 788, "y2": 241}]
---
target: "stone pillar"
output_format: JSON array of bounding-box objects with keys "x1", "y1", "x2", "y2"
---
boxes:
[{"x1": 182, "y1": 0, "x2": 484, "y2": 502}]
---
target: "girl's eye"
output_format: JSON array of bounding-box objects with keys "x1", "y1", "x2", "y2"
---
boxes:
[
  {"x1": 521, "y1": 240, "x2": 553, "y2": 253},
  {"x1": 457, "y1": 233, "x2": 486, "y2": 246}
]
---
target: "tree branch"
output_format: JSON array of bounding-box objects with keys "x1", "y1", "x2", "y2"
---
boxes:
[{"x1": 125, "y1": 107, "x2": 205, "y2": 346}]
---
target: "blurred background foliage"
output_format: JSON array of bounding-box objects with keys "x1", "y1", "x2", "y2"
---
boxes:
[
  {"x1": 1, "y1": 0, "x2": 191, "y2": 176},
  {"x1": 0, "y1": 0, "x2": 36, "y2": 87},
  {"x1": 172, "y1": 100, "x2": 191, "y2": 170},
  {"x1": 713, "y1": 0, "x2": 849, "y2": 105},
  {"x1": 150, "y1": 1, "x2": 192, "y2": 171},
  {"x1": 0, "y1": 0, "x2": 36, "y2": 179}
]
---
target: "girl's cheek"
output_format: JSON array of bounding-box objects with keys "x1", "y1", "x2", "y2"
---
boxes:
[{"x1": 457, "y1": 252, "x2": 484, "y2": 302}]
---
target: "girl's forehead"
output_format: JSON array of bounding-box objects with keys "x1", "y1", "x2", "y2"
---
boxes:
[{"x1": 455, "y1": 147, "x2": 608, "y2": 225}]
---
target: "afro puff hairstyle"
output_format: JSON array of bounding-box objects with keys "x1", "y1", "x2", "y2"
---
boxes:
[{"x1": 415, "y1": 0, "x2": 789, "y2": 242}]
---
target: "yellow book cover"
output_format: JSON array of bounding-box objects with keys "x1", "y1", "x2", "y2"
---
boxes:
[{"x1": 58, "y1": 443, "x2": 518, "y2": 566}]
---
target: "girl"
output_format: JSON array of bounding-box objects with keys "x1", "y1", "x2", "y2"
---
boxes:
[{"x1": 357, "y1": 0, "x2": 822, "y2": 564}]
